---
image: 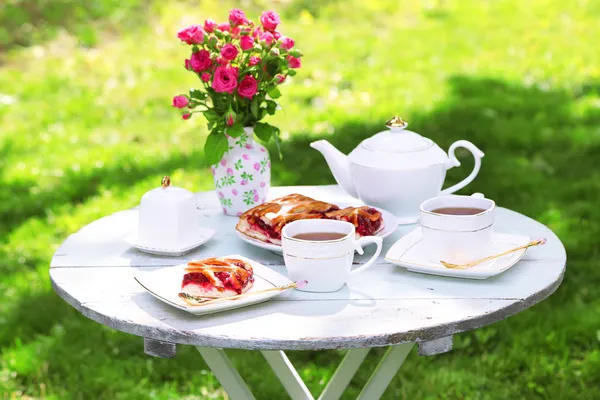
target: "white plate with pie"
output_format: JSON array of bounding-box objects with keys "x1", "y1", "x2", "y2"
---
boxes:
[
  {"x1": 236, "y1": 201, "x2": 399, "y2": 253},
  {"x1": 125, "y1": 227, "x2": 216, "y2": 257},
  {"x1": 134, "y1": 255, "x2": 293, "y2": 316},
  {"x1": 385, "y1": 227, "x2": 531, "y2": 279}
]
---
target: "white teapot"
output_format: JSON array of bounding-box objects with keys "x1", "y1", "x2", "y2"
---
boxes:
[
  {"x1": 310, "y1": 117, "x2": 485, "y2": 223},
  {"x1": 138, "y1": 176, "x2": 197, "y2": 248}
]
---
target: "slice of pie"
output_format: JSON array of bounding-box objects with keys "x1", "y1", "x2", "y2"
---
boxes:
[
  {"x1": 236, "y1": 194, "x2": 340, "y2": 245},
  {"x1": 236, "y1": 194, "x2": 385, "y2": 245},
  {"x1": 325, "y1": 206, "x2": 384, "y2": 237},
  {"x1": 179, "y1": 257, "x2": 254, "y2": 303}
]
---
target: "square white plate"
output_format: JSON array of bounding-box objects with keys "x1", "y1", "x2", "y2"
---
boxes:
[
  {"x1": 125, "y1": 227, "x2": 216, "y2": 256},
  {"x1": 134, "y1": 255, "x2": 293, "y2": 315},
  {"x1": 385, "y1": 227, "x2": 531, "y2": 279}
]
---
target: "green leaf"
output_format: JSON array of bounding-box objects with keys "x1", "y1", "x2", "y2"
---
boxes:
[
  {"x1": 250, "y1": 97, "x2": 259, "y2": 118},
  {"x1": 226, "y1": 123, "x2": 244, "y2": 138},
  {"x1": 189, "y1": 89, "x2": 207, "y2": 100},
  {"x1": 287, "y1": 69, "x2": 297, "y2": 77},
  {"x1": 268, "y1": 87, "x2": 281, "y2": 99},
  {"x1": 265, "y1": 100, "x2": 278, "y2": 115},
  {"x1": 204, "y1": 130, "x2": 228, "y2": 165},
  {"x1": 289, "y1": 49, "x2": 303, "y2": 57},
  {"x1": 254, "y1": 122, "x2": 273, "y2": 142},
  {"x1": 203, "y1": 109, "x2": 219, "y2": 122}
]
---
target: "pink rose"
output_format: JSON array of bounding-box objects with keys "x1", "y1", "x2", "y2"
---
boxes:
[
  {"x1": 237, "y1": 75, "x2": 258, "y2": 99},
  {"x1": 182, "y1": 113, "x2": 191, "y2": 120},
  {"x1": 190, "y1": 50, "x2": 211, "y2": 72},
  {"x1": 172, "y1": 95, "x2": 188, "y2": 108},
  {"x1": 260, "y1": 147, "x2": 266, "y2": 152},
  {"x1": 242, "y1": 154, "x2": 250, "y2": 160},
  {"x1": 288, "y1": 56, "x2": 301, "y2": 69},
  {"x1": 177, "y1": 25, "x2": 205, "y2": 45},
  {"x1": 204, "y1": 19, "x2": 217, "y2": 33},
  {"x1": 253, "y1": 189, "x2": 258, "y2": 195},
  {"x1": 212, "y1": 66, "x2": 238, "y2": 93},
  {"x1": 248, "y1": 56, "x2": 261, "y2": 66},
  {"x1": 225, "y1": 109, "x2": 235, "y2": 126},
  {"x1": 261, "y1": 197, "x2": 266, "y2": 202},
  {"x1": 260, "y1": 10, "x2": 280, "y2": 31},
  {"x1": 260, "y1": 31, "x2": 274, "y2": 45},
  {"x1": 217, "y1": 23, "x2": 231, "y2": 33},
  {"x1": 273, "y1": 31, "x2": 282, "y2": 40},
  {"x1": 231, "y1": 26, "x2": 241, "y2": 38},
  {"x1": 218, "y1": 191, "x2": 224, "y2": 199},
  {"x1": 253, "y1": 162, "x2": 260, "y2": 171},
  {"x1": 260, "y1": 181, "x2": 266, "y2": 187},
  {"x1": 279, "y1": 36, "x2": 294, "y2": 50},
  {"x1": 268, "y1": 161, "x2": 271, "y2": 168},
  {"x1": 222, "y1": 207, "x2": 227, "y2": 213},
  {"x1": 240, "y1": 35, "x2": 254, "y2": 51},
  {"x1": 226, "y1": 168, "x2": 233, "y2": 176},
  {"x1": 241, "y1": 179, "x2": 248, "y2": 185},
  {"x1": 211, "y1": 167, "x2": 215, "y2": 175},
  {"x1": 184, "y1": 59, "x2": 191, "y2": 70},
  {"x1": 220, "y1": 44, "x2": 239, "y2": 61},
  {"x1": 201, "y1": 72, "x2": 211, "y2": 82},
  {"x1": 237, "y1": 212, "x2": 242, "y2": 216},
  {"x1": 252, "y1": 27, "x2": 262, "y2": 39},
  {"x1": 216, "y1": 56, "x2": 229, "y2": 65},
  {"x1": 232, "y1": 189, "x2": 238, "y2": 196},
  {"x1": 253, "y1": 194, "x2": 259, "y2": 202},
  {"x1": 245, "y1": 143, "x2": 253, "y2": 149},
  {"x1": 229, "y1": 9, "x2": 247, "y2": 26},
  {"x1": 220, "y1": 159, "x2": 227, "y2": 166},
  {"x1": 275, "y1": 74, "x2": 286, "y2": 84}
]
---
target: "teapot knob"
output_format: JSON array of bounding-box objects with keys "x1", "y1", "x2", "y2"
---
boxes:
[
  {"x1": 386, "y1": 116, "x2": 408, "y2": 132},
  {"x1": 161, "y1": 176, "x2": 171, "y2": 188}
]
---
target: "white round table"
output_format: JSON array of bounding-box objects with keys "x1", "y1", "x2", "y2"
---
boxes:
[{"x1": 50, "y1": 185, "x2": 566, "y2": 400}]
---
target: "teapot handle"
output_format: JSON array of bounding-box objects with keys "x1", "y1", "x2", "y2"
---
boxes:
[{"x1": 440, "y1": 140, "x2": 485, "y2": 195}]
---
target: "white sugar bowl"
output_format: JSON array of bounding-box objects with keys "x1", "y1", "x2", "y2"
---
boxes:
[{"x1": 137, "y1": 176, "x2": 197, "y2": 249}]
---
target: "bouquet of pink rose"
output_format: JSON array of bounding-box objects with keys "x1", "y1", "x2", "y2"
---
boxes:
[{"x1": 172, "y1": 9, "x2": 302, "y2": 165}]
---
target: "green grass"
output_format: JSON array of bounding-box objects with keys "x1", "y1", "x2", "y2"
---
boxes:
[{"x1": 1, "y1": 0, "x2": 599, "y2": 398}]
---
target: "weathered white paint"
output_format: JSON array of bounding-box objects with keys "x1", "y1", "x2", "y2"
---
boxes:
[
  {"x1": 417, "y1": 335, "x2": 453, "y2": 356},
  {"x1": 357, "y1": 343, "x2": 415, "y2": 400},
  {"x1": 262, "y1": 351, "x2": 314, "y2": 400},
  {"x1": 318, "y1": 348, "x2": 370, "y2": 400},
  {"x1": 196, "y1": 347, "x2": 255, "y2": 400},
  {"x1": 144, "y1": 338, "x2": 176, "y2": 358},
  {"x1": 50, "y1": 185, "x2": 566, "y2": 351}
]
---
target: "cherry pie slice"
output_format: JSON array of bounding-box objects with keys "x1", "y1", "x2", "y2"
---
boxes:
[
  {"x1": 325, "y1": 206, "x2": 384, "y2": 237},
  {"x1": 179, "y1": 257, "x2": 254, "y2": 303},
  {"x1": 236, "y1": 194, "x2": 385, "y2": 245}
]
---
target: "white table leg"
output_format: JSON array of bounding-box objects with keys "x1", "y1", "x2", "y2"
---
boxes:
[
  {"x1": 262, "y1": 350, "x2": 314, "y2": 400},
  {"x1": 357, "y1": 343, "x2": 414, "y2": 400},
  {"x1": 318, "y1": 348, "x2": 371, "y2": 400},
  {"x1": 196, "y1": 347, "x2": 256, "y2": 400}
]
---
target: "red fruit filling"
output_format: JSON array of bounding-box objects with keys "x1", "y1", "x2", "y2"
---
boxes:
[
  {"x1": 248, "y1": 216, "x2": 281, "y2": 239},
  {"x1": 182, "y1": 271, "x2": 252, "y2": 295}
]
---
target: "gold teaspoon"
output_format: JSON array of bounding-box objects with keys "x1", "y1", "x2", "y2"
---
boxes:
[{"x1": 440, "y1": 238, "x2": 547, "y2": 270}]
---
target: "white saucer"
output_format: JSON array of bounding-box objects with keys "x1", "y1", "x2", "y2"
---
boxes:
[
  {"x1": 385, "y1": 227, "x2": 531, "y2": 279},
  {"x1": 236, "y1": 204, "x2": 399, "y2": 254},
  {"x1": 125, "y1": 227, "x2": 216, "y2": 257},
  {"x1": 134, "y1": 255, "x2": 293, "y2": 315}
]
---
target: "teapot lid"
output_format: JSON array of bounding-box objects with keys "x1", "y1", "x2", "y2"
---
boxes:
[
  {"x1": 348, "y1": 116, "x2": 448, "y2": 169},
  {"x1": 141, "y1": 176, "x2": 194, "y2": 205}
]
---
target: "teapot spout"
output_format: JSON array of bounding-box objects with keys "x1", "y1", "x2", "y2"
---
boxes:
[{"x1": 310, "y1": 140, "x2": 358, "y2": 197}]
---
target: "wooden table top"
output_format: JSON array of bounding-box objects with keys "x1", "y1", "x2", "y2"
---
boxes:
[{"x1": 50, "y1": 185, "x2": 566, "y2": 350}]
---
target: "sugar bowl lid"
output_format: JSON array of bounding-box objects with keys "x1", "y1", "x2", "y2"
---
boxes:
[
  {"x1": 348, "y1": 116, "x2": 448, "y2": 169},
  {"x1": 140, "y1": 176, "x2": 194, "y2": 205}
]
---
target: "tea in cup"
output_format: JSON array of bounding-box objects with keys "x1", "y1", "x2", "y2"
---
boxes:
[
  {"x1": 281, "y1": 219, "x2": 383, "y2": 292},
  {"x1": 419, "y1": 193, "x2": 496, "y2": 264}
]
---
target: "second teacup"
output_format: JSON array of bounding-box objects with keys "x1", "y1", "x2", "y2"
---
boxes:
[
  {"x1": 419, "y1": 193, "x2": 496, "y2": 264},
  {"x1": 281, "y1": 219, "x2": 383, "y2": 292}
]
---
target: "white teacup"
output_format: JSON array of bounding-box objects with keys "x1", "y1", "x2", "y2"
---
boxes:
[
  {"x1": 281, "y1": 220, "x2": 383, "y2": 293},
  {"x1": 420, "y1": 193, "x2": 496, "y2": 264}
]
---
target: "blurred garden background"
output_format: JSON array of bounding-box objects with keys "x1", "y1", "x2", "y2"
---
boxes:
[{"x1": 1, "y1": 0, "x2": 599, "y2": 398}]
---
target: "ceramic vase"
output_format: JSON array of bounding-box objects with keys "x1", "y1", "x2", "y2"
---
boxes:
[{"x1": 211, "y1": 127, "x2": 271, "y2": 216}]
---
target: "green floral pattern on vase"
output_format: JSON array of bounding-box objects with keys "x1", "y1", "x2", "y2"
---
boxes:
[{"x1": 212, "y1": 127, "x2": 270, "y2": 216}]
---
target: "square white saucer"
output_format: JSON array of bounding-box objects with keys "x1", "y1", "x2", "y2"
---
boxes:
[
  {"x1": 134, "y1": 255, "x2": 293, "y2": 315},
  {"x1": 385, "y1": 227, "x2": 530, "y2": 279},
  {"x1": 124, "y1": 227, "x2": 216, "y2": 257}
]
